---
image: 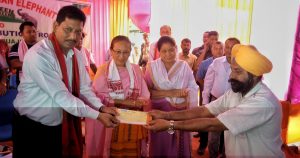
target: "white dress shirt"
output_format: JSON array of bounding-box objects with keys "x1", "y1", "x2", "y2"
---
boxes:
[
  {"x1": 205, "y1": 82, "x2": 284, "y2": 157},
  {"x1": 14, "y1": 38, "x2": 102, "y2": 126},
  {"x1": 202, "y1": 56, "x2": 231, "y2": 104},
  {"x1": 149, "y1": 41, "x2": 157, "y2": 62}
]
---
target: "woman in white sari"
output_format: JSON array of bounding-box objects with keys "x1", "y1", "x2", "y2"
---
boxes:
[{"x1": 144, "y1": 36, "x2": 198, "y2": 157}]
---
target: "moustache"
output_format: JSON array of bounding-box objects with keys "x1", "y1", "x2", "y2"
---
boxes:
[
  {"x1": 228, "y1": 78, "x2": 241, "y2": 84},
  {"x1": 66, "y1": 40, "x2": 76, "y2": 44}
]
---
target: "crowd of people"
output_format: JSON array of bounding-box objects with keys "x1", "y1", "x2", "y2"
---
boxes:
[{"x1": 0, "y1": 5, "x2": 284, "y2": 158}]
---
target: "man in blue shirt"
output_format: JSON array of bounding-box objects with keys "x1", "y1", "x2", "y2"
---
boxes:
[
  {"x1": 197, "y1": 41, "x2": 223, "y2": 84},
  {"x1": 195, "y1": 41, "x2": 223, "y2": 155}
]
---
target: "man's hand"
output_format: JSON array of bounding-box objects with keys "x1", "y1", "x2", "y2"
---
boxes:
[
  {"x1": 135, "y1": 99, "x2": 148, "y2": 107},
  {"x1": 202, "y1": 41, "x2": 209, "y2": 53},
  {"x1": 0, "y1": 83, "x2": 7, "y2": 96},
  {"x1": 172, "y1": 101, "x2": 188, "y2": 110},
  {"x1": 97, "y1": 112, "x2": 120, "y2": 128},
  {"x1": 148, "y1": 110, "x2": 169, "y2": 120},
  {"x1": 144, "y1": 119, "x2": 170, "y2": 132},
  {"x1": 101, "y1": 106, "x2": 119, "y2": 116}
]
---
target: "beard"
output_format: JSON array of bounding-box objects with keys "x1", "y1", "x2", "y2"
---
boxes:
[
  {"x1": 183, "y1": 49, "x2": 190, "y2": 55},
  {"x1": 228, "y1": 76, "x2": 254, "y2": 95}
]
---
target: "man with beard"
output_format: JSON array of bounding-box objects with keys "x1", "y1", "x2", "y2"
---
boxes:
[
  {"x1": 145, "y1": 44, "x2": 284, "y2": 157},
  {"x1": 179, "y1": 38, "x2": 198, "y2": 72},
  {"x1": 149, "y1": 25, "x2": 172, "y2": 61}
]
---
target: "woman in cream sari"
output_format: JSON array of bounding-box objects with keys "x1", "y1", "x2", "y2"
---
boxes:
[
  {"x1": 85, "y1": 35, "x2": 150, "y2": 158},
  {"x1": 144, "y1": 36, "x2": 198, "y2": 157}
]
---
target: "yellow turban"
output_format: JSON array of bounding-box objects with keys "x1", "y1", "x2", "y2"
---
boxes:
[{"x1": 231, "y1": 44, "x2": 273, "y2": 76}]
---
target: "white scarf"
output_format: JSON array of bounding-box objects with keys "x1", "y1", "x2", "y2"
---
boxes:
[
  {"x1": 150, "y1": 58, "x2": 190, "y2": 105},
  {"x1": 18, "y1": 39, "x2": 29, "y2": 62},
  {"x1": 107, "y1": 59, "x2": 135, "y2": 100}
]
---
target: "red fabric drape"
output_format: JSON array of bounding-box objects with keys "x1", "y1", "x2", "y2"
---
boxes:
[{"x1": 49, "y1": 34, "x2": 83, "y2": 157}]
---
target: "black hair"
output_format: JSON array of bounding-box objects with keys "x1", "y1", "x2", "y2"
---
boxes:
[
  {"x1": 19, "y1": 21, "x2": 35, "y2": 33},
  {"x1": 212, "y1": 41, "x2": 223, "y2": 48},
  {"x1": 181, "y1": 38, "x2": 191, "y2": 44},
  {"x1": 208, "y1": 31, "x2": 219, "y2": 36},
  {"x1": 225, "y1": 37, "x2": 240, "y2": 45},
  {"x1": 56, "y1": 5, "x2": 86, "y2": 25},
  {"x1": 157, "y1": 36, "x2": 176, "y2": 52},
  {"x1": 110, "y1": 35, "x2": 132, "y2": 50}
]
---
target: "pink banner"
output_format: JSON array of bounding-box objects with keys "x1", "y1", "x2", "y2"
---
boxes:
[
  {"x1": 129, "y1": 0, "x2": 151, "y2": 33},
  {"x1": 0, "y1": 0, "x2": 71, "y2": 46},
  {"x1": 89, "y1": 0, "x2": 110, "y2": 65},
  {"x1": 287, "y1": 7, "x2": 300, "y2": 104}
]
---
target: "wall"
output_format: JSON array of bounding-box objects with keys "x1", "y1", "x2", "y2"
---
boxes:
[
  {"x1": 251, "y1": 0, "x2": 300, "y2": 99},
  {"x1": 150, "y1": 0, "x2": 299, "y2": 99}
]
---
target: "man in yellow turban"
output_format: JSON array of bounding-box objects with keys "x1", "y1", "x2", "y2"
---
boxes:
[
  {"x1": 145, "y1": 45, "x2": 284, "y2": 157},
  {"x1": 228, "y1": 44, "x2": 272, "y2": 95}
]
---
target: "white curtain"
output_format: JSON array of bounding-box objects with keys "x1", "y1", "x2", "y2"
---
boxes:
[
  {"x1": 150, "y1": 0, "x2": 191, "y2": 46},
  {"x1": 150, "y1": 0, "x2": 252, "y2": 48}
]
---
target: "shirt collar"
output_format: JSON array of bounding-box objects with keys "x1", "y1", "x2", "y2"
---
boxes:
[
  {"x1": 243, "y1": 81, "x2": 262, "y2": 98},
  {"x1": 207, "y1": 57, "x2": 213, "y2": 61},
  {"x1": 221, "y1": 56, "x2": 228, "y2": 63},
  {"x1": 66, "y1": 49, "x2": 74, "y2": 59}
]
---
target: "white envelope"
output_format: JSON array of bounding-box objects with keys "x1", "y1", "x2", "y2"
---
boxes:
[{"x1": 116, "y1": 108, "x2": 151, "y2": 125}]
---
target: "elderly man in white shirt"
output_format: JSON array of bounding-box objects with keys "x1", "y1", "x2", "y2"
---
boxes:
[
  {"x1": 149, "y1": 25, "x2": 172, "y2": 61},
  {"x1": 146, "y1": 44, "x2": 284, "y2": 157},
  {"x1": 13, "y1": 6, "x2": 119, "y2": 158},
  {"x1": 202, "y1": 38, "x2": 240, "y2": 158}
]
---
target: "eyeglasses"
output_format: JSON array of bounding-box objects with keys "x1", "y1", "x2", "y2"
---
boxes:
[{"x1": 111, "y1": 49, "x2": 130, "y2": 55}]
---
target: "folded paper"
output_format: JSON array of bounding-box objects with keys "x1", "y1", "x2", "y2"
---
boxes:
[{"x1": 116, "y1": 108, "x2": 151, "y2": 125}]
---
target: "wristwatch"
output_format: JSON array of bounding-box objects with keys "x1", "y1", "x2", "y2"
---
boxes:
[{"x1": 167, "y1": 120, "x2": 175, "y2": 135}]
